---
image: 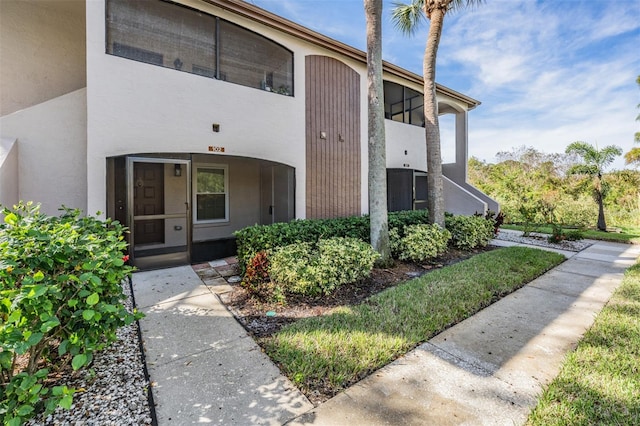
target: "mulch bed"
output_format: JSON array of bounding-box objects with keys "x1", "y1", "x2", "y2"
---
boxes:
[{"x1": 217, "y1": 246, "x2": 496, "y2": 338}]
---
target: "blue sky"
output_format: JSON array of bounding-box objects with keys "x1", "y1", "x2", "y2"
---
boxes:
[{"x1": 250, "y1": 0, "x2": 640, "y2": 170}]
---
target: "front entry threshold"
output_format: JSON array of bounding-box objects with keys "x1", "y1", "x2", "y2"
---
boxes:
[{"x1": 133, "y1": 251, "x2": 189, "y2": 271}]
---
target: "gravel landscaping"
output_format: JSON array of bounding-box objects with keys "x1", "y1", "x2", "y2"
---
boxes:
[
  {"x1": 495, "y1": 229, "x2": 592, "y2": 252},
  {"x1": 24, "y1": 281, "x2": 154, "y2": 426}
]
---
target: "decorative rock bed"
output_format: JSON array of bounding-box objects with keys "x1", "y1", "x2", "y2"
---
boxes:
[
  {"x1": 25, "y1": 282, "x2": 153, "y2": 426},
  {"x1": 494, "y1": 229, "x2": 592, "y2": 252}
]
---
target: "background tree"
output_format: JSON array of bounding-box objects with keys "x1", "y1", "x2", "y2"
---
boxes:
[
  {"x1": 392, "y1": 0, "x2": 483, "y2": 227},
  {"x1": 624, "y1": 74, "x2": 640, "y2": 167},
  {"x1": 365, "y1": 0, "x2": 391, "y2": 264},
  {"x1": 565, "y1": 141, "x2": 622, "y2": 231},
  {"x1": 468, "y1": 146, "x2": 640, "y2": 229}
]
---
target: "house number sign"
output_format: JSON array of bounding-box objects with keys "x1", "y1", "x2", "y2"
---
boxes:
[{"x1": 208, "y1": 146, "x2": 225, "y2": 153}]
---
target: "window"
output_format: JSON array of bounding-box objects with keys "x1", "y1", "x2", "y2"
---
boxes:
[
  {"x1": 219, "y1": 21, "x2": 293, "y2": 95},
  {"x1": 105, "y1": 0, "x2": 294, "y2": 96},
  {"x1": 107, "y1": 0, "x2": 216, "y2": 76},
  {"x1": 384, "y1": 81, "x2": 424, "y2": 127},
  {"x1": 194, "y1": 166, "x2": 228, "y2": 223}
]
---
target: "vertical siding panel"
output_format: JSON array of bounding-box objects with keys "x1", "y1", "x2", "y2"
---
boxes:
[
  {"x1": 305, "y1": 55, "x2": 360, "y2": 219},
  {"x1": 342, "y1": 62, "x2": 348, "y2": 216},
  {"x1": 304, "y1": 56, "x2": 313, "y2": 217},
  {"x1": 322, "y1": 56, "x2": 328, "y2": 219},
  {"x1": 342, "y1": 64, "x2": 348, "y2": 217},
  {"x1": 351, "y1": 71, "x2": 358, "y2": 214},
  {"x1": 334, "y1": 59, "x2": 340, "y2": 217}
]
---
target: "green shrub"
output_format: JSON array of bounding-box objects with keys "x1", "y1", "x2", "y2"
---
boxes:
[
  {"x1": 234, "y1": 217, "x2": 368, "y2": 274},
  {"x1": 269, "y1": 237, "x2": 379, "y2": 296},
  {"x1": 390, "y1": 224, "x2": 451, "y2": 263},
  {"x1": 387, "y1": 210, "x2": 430, "y2": 236},
  {"x1": 0, "y1": 203, "x2": 139, "y2": 425},
  {"x1": 564, "y1": 229, "x2": 584, "y2": 241},
  {"x1": 445, "y1": 215, "x2": 495, "y2": 250},
  {"x1": 234, "y1": 210, "x2": 430, "y2": 273},
  {"x1": 554, "y1": 196, "x2": 596, "y2": 228}
]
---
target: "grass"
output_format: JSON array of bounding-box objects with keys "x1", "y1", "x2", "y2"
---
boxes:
[
  {"x1": 527, "y1": 258, "x2": 640, "y2": 425},
  {"x1": 502, "y1": 224, "x2": 640, "y2": 244},
  {"x1": 261, "y1": 246, "x2": 564, "y2": 397}
]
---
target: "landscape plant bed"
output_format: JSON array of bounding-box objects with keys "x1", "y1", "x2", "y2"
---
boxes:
[
  {"x1": 218, "y1": 246, "x2": 495, "y2": 338},
  {"x1": 219, "y1": 246, "x2": 564, "y2": 404}
]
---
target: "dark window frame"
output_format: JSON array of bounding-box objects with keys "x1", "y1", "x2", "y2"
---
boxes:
[{"x1": 383, "y1": 80, "x2": 424, "y2": 127}]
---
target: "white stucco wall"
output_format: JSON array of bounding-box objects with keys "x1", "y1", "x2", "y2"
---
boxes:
[
  {"x1": 0, "y1": 138, "x2": 19, "y2": 210},
  {"x1": 0, "y1": 89, "x2": 88, "y2": 215},
  {"x1": 443, "y1": 176, "x2": 487, "y2": 216},
  {"x1": 385, "y1": 120, "x2": 428, "y2": 171},
  {"x1": 0, "y1": 0, "x2": 85, "y2": 116}
]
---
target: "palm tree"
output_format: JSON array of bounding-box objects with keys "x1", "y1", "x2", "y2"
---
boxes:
[
  {"x1": 364, "y1": 0, "x2": 391, "y2": 265},
  {"x1": 565, "y1": 141, "x2": 622, "y2": 231},
  {"x1": 624, "y1": 74, "x2": 640, "y2": 167},
  {"x1": 392, "y1": 0, "x2": 483, "y2": 227}
]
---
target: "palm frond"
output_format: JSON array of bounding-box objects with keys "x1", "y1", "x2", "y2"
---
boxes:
[
  {"x1": 391, "y1": 1, "x2": 425, "y2": 35},
  {"x1": 448, "y1": 0, "x2": 486, "y2": 14},
  {"x1": 567, "y1": 164, "x2": 599, "y2": 177}
]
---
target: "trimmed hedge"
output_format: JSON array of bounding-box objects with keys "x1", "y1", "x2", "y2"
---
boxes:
[
  {"x1": 390, "y1": 224, "x2": 451, "y2": 262},
  {"x1": 269, "y1": 237, "x2": 379, "y2": 296},
  {"x1": 234, "y1": 210, "x2": 430, "y2": 272},
  {"x1": 445, "y1": 214, "x2": 495, "y2": 250}
]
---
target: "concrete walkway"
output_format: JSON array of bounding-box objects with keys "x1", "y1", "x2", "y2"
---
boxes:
[{"x1": 132, "y1": 238, "x2": 640, "y2": 425}]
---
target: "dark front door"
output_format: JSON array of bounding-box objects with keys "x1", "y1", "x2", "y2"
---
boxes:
[
  {"x1": 134, "y1": 162, "x2": 165, "y2": 245},
  {"x1": 128, "y1": 157, "x2": 190, "y2": 270},
  {"x1": 260, "y1": 164, "x2": 295, "y2": 225}
]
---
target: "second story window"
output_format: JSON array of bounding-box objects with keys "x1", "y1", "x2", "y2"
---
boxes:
[
  {"x1": 106, "y1": 0, "x2": 293, "y2": 96},
  {"x1": 384, "y1": 81, "x2": 424, "y2": 127}
]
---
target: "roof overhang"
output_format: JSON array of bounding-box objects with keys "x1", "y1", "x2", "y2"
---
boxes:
[{"x1": 202, "y1": 0, "x2": 481, "y2": 110}]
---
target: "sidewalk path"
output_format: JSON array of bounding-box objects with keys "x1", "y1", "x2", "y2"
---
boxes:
[
  {"x1": 132, "y1": 240, "x2": 639, "y2": 425},
  {"x1": 132, "y1": 263, "x2": 313, "y2": 425},
  {"x1": 287, "y1": 240, "x2": 640, "y2": 425}
]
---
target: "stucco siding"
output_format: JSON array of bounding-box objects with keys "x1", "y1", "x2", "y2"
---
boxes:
[
  {"x1": 0, "y1": 0, "x2": 85, "y2": 116},
  {"x1": 385, "y1": 119, "x2": 428, "y2": 171},
  {"x1": 0, "y1": 138, "x2": 19, "y2": 210},
  {"x1": 443, "y1": 176, "x2": 487, "y2": 216},
  {"x1": 0, "y1": 89, "x2": 87, "y2": 215}
]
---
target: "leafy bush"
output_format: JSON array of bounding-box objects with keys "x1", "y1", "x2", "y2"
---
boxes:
[
  {"x1": 445, "y1": 215, "x2": 495, "y2": 250},
  {"x1": 547, "y1": 225, "x2": 584, "y2": 243},
  {"x1": 390, "y1": 224, "x2": 451, "y2": 263},
  {"x1": 387, "y1": 210, "x2": 430, "y2": 236},
  {"x1": 564, "y1": 229, "x2": 584, "y2": 241},
  {"x1": 554, "y1": 196, "x2": 597, "y2": 228},
  {"x1": 269, "y1": 237, "x2": 379, "y2": 296},
  {"x1": 547, "y1": 223, "x2": 566, "y2": 244},
  {"x1": 0, "y1": 203, "x2": 139, "y2": 425},
  {"x1": 234, "y1": 210, "x2": 429, "y2": 273},
  {"x1": 241, "y1": 251, "x2": 280, "y2": 300}
]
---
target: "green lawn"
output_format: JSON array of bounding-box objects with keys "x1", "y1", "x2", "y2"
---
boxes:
[
  {"x1": 261, "y1": 246, "x2": 564, "y2": 398},
  {"x1": 502, "y1": 224, "x2": 640, "y2": 244},
  {"x1": 527, "y1": 258, "x2": 640, "y2": 425}
]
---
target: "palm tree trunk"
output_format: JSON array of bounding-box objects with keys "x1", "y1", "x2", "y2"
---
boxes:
[
  {"x1": 596, "y1": 190, "x2": 607, "y2": 231},
  {"x1": 365, "y1": 0, "x2": 391, "y2": 264},
  {"x1": 423, "y1": 5, "x2": 446, "y2": 227}
]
